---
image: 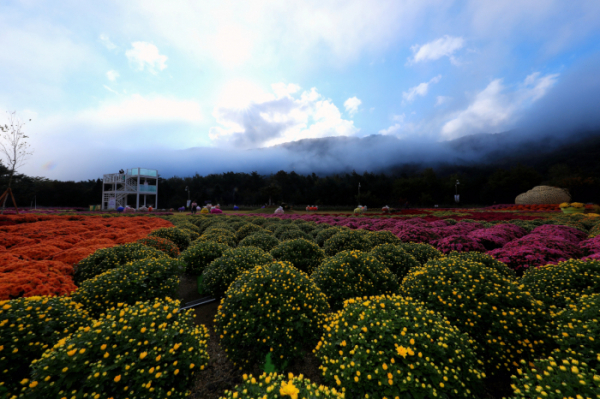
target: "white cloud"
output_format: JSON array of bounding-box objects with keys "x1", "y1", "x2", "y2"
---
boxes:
[
  {"x1": 106, "y1": 70, "x2": 119, "y2": 81},
  {"x1": 408, "y1": 35, "x2": 464, "y2": 64},
  {"x1": 99, "y1": 34, "x2": 117, "y2": 50},
  {"x1": 436, "y1": 96, "x2": 452, "y2": 106},
  {"x1": 209, "y1": 82, "x2": 358, "y2": 148},
  {"x1": 441, "y1": 72, "x2": 559, "y2": 139},
  {"x1": 103, "y1": 85, "x2": 120, "y2": 95},
  {"x1": 125, "y1": 42, "x2": 168, "y2": 73},
  {"x1": 402, "y1": 75, "x2": 441, "y2": 103},
  {"x1": 344, "y1": 96, "x2": 362, "y2": 116}
]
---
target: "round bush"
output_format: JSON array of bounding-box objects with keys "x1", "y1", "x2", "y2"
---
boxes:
[
  {"x1": 520, "y1": 259, "x2": 600, "y2": 309},
  {"x1": 219, "y1": 373, "x2": 343, "y2": 399},
  {"x1": 278, "y1": 229, "x2": 312, "y2": 242},
  {"x1": 262, "y1": 222, "x2": 281, "y2": 233},
  {"x1": 270, "y1": 238, "x2": 325, "y2": 274},
  {"x1": 0, "y1": 297, "x2": 90, "y2": 397},
  {"x1": 314, "y1": 295, "x2": 485, "y2": 398},
  {"x1": 179, "y1": 241, "x2": 229, "y2": 275},
  {"x1": 323, "y1": 230, "x2": 372, "y2": 256},
  {"x1": 148, "y1": 227, "x2": 192, "y2": 251},
  {"x1": 312, "y1": 250, "x2": 399, "y2": 310},
  {"x1": 509, "y1": 349, "x2": 600, "y2": 398},
  {"x1": 215, "y1": 261, "x2": 330, "y2": 370},
  {"x1": 401, "y1": 258, "x2": 552, "y2": 374},
  {"x1": 21, "y1": 298, "x2": 209, "y2": 399},
  {"x1": 315, "y1": 227, "x2": 344, "y2": 247},
  {"x1": 448, "y1": 251, "x2": 516, "y2": 279},
  {"x1": 400, "y1": 242, "x2": 443, "y2": 265},
  {"x1": 204, "y1": 224, "x2": 236, "y2": 235},
  {"x1": 235, "y1": 223, "x2": 265, "y2": 241},
  {"x1": 172, "y1": 221, "x2": 201, "y2": 234},
  {"x1": 368, "y1": 230, "x2": 402, "y2": 247},
  {"x1": 369, "y1": 244, "x2": 420, "y2": 281},
  {"x1": 179, "y1": 227, "x2": 200, "y2": 241},
  {"x1": 435, "y1": 235, "x2": 486, "y2": 254},
  {"x1": 238, "y1": 233, "x2": 280, "y2": 252},
  {"x1": 554, "y1": 293, "x2": 600, "y2": 370},
  {"x1": 272, "y1": 224, "x2": 301, "y2": 239},
  {"x1": 136, "y1": 236, "x2": 180, "y2": 258},
  {"x1": 74, "y1": 243, "x2": 168, "y2": 285},
  {"x1": 202, "y1": 247, "x2": 273, "y2": 297},
  {"x1": 71, "y1": 257, "x2": 184, "y2": 316},
  {"x1": 197, "y1": 230, "x2": 238, "y2": 248}
]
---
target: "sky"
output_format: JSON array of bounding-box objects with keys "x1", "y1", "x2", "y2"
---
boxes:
[{"x1": 1, "y1": 0, "x2": 600, "y2": 180}]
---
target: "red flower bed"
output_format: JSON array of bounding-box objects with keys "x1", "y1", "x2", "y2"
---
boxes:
[{"x1": 0, "y1": 215, "x2": 173, "y2": 300}]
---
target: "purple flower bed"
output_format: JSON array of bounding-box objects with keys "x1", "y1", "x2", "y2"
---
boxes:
[{"x1": 434, "y1": 235, "x2": 486, "y2": 254}]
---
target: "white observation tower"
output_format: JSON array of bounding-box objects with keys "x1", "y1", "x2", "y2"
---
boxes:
[{"x1": 102, "y1": 168, "x2": 158, "y2": 210}]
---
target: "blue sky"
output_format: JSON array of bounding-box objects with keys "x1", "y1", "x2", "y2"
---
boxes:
[{"x1": 1, "y1": 0, "x2": 600, "y2": 180}]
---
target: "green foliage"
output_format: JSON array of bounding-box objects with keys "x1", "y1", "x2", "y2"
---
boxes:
[
  {"x1": 215, "y1": 261, "x2": 330, "y2": 370},
  {"x1": 219, "y1": 373, "x2": 343, "y2": 399},
  {"x1": 447, "y1": 251, "x2": 516, "y2": 279},
  {"x1": 148, "y1": 227, "x2": 192, "y2": 251},
  {"x1": 235, "y1": 223, "x2": 265, "y2": 241},
  {"x1": 179, "y1": 227, "x2": 200, "y2": 241},
  {"x1": 0, "y1": 297, "x2": 90, "y2": 397},
  {"x1": 369, "y1": 244, "x2": 420, "y2": 281},
  {"x1": 520, "y1": 259, "x2": 600, "y2": 309},
  {"x1": 71, "y1": 258, "x2": 184, "y2": 316},
  {"x1": 197, "y1": 228, "x2": 238, "y2": 247},
  {"x1": 136, "y1": 236, "x2": 180, "y2": 258},
  {"x1": 238, "y1": 233, "x2": 280, "y2": 252},
  {"x1": 401, "y1": 258, "x2": 552, "y2": 374},
  {"x1": 171, "y1": 221, "x2": 201, "y2": 234},
  {"x1": 74, "y1": 243, "x2": 168, "y2": 285},
  {"x1": 367, "y1": 230, "x2": 402, "y2": 247},
  {"x1": 314, "y1": 295, "x2": 485, "y2": 398},
  {"x1": 311, "y1": 250, "x2": 399, "y2": 310},
  {"x1": 202, "y1": 247, "x2": 273, "y2": 297},
  {"x1": 21, "y1": 299, "x2": 210, "y2": 399},
  {"x1": 323, "y1": 230, "x2": 372, "y2": 256},
  {"x1": 315, "y1": 227, "x2": 344, "y2": 247},
  {"x1": 400, "y1": 242, "x2": 443, "y2": 265},
  {"x1": 270, "y1": 238, "x2": 325, "y2": 274},
  {"x1": 179, "y1": 241, "x2": 229, "y2": 275},
  {"x1": 278, "y1": 229, "x2": 312, "y2": 242},
  {"x1": 272, "y1": 224, "x2": 301, "y2": 239}
]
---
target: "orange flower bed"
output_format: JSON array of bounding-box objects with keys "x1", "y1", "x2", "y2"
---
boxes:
[{"x1": 0, "y1": 215, "x2": 173, "y2": 300}]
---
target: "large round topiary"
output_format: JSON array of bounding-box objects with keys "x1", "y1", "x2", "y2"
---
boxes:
[
  {"x1": 553, "y1": 293, "x2": 600, "y2": 370},
  {"x1": 73, "y1": 243, "x2": 168, "y2": 285},
  {"x1": 448, "y1": 251, "x2": 516, "y2": 279},
  {"x1": 172, "y1": 220, "x2": 201, "y2": 235},
  {"x1": 400, "y1": 242, "x2": 443, "y2": 265},
  {"x1": 369, "y1": 244, "x2": 420, "y2": 282},
  {"x1": 219, "y1": 373, "x2": 344, "y2": 399},
  {"x1": 238, "y1": 233, "x2": 280, "y2": 252},
  {"x1": 202, "y1": 247, "x2": 273, "y2": 297},
  {"x1": 401, "y1": 258, "x2": 552, "y2": 374},
  {"x1": 71, "y1": 257, "x2": 184, "y2": 316},
  {"x1": 367, "y1": 230, "x2": 402, "y2": 247},
  {"x1": 136, "y1": 236, "x2": 180, "y2": 258},
  {"x1": 21, "y1": 298, "x2": 210, "y2": 399},
  {"x1": 272, "y1": 224, "x2": 301, "y2": 239},
  {"x1": 315, "y1": 227, "x2": 344, "y2": 247},
  {"x1": 278, "y1": 229, "x2": 312, "y2": 242},
  {"x1": 197, "y1": 228, "x2": 238, "y2": 248},
  {"x1": 179, "y1": 241, "x2": 229, "y2": 275},
  {"x1": 0, "y1": 297, "x2": 90, "y2": 397},
  {"x1": 179, "y1": 227, "x2": 200, "y2": 241},
  {"x1": 311, "y1": 250, "x2": 399, "y2": 310},
  {"x1": 508, "y1": 349, "x2": 600, "y2": 399},
  {"x1": 148, "y1": 227, "x2": 192, "y2": 251},
  {"x1": 235, "y1": 223, "x2": 265, "y2": 241},
  {"x1": 520, "y1": 259, "x2": 600, "y2": 309},
  {"x1": 314, "y1": 295, "x2": 485, "y2": 398},
  {"x1": 215, "y1": 261, "x2": 330, "y2": 370},
  {"x1": 323, "y1": 230, "x2": 372, "y2": 256},
  {"x1": 270, "y1": 238, "x2": 325, "y2": 274}
]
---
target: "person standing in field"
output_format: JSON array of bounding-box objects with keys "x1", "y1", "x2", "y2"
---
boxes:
[{"x1": 191, "y1": 200, "x2": 198, "y2": 215}]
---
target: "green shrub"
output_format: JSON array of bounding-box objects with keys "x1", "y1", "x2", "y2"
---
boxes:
[
  {"x1": 202, "y1": 247, "x2": 273, "y2": 297},
  {"x1": 315, "y1": 227, "x2": 344, "y2": 247},
  {"x1": 71, "y1": 258, "x2": 184, "y2": 316},
  {"x1": 323, "y1": 230, "x2": 372, "y2": 256},
  {"x1": 272, "y1": 224, "x2": 301, "y2": 239},
  {"x1": 172, "y1": 221, "x2": 201, "y2": 234},
  {"x1": 262, "y1": 222, "x2": 281, "y2": 233},
  {"x1": 0, "y1": 297, "x2": 90, "y2": 397},
  {"x1": 215, "y1": 261, "x2": 330, "y2": 370},
  {"x1": 314, "y1": 295, "x2": 485, "y2": 398},
  {"x1": 279, "y1": 229, "x2": 312, "y2": 242},
  {"x1": 179, "y1": 228, "x2": 200, "y2": 241},
  {"x1": 369, "y1": 244, "x2": 420, "y2": 281},
  {"x1": 219, "y1": 373, "x2": 343, "y2": 399},
  {"x1": 312, "y1": 250, "x2": 399, "y2": 310},
  {"x1": 197, "y1": 228, "x2": 238, "y2": 248},
  {"x1": 235, "y1": 223, "x2": 265, "y2": 241},
  {"x1": 247, "y1": 217, "x2": 267, "y2": 226},
  {"x1": 238, "y1": 233, "x2": 280, "y2": 252},
  {"x1": 367, "y1": 230, "x2": 402, "y2": 247},
  {"x1": 74, "y1": 243, "x2": 168, "y2": 285},
  {"x1": 401, "y1": 258, "x2": 552, "y2": 374},
  {"x1": 136, "y1": 236, "x2": 180, "y2": 258},
  {"x1": 21, "y1": 298, "x2": 210, "y2": 399},
  {"x1": 553, "y1": 293, "x2": 600, "y2": 370},
  {"x1": 521, "y1": 259, "x2": 600, "y2": 309},
  {"x1": 508, "y1": 349, "x2": 600, "y2": 399},
  {"x1": 444, "y1": 218, "x2": 457, "y2": 225},
  {"x1": 270, "y1": 238, "x2": 325, "y2": 274},
  {"x1": 296, "y1": 223, "x2": 316, "y2": 234},
  {"x1": 148, "y1": 227, "x2": 192, "y2": 251},
  {"x1": 447, "y1": 251, "x2": 515, "y2": 279},
  {"x1": 400, "y1": 242, "x2": 443, "y2": 265},
  {"x1": 179, "y1": 241, "x2": 229, "y2": 275}
]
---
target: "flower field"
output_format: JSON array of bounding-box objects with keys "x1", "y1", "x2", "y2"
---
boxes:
[{"x1": 1, "y1": 208, "x2": 600, "y2": 398}]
